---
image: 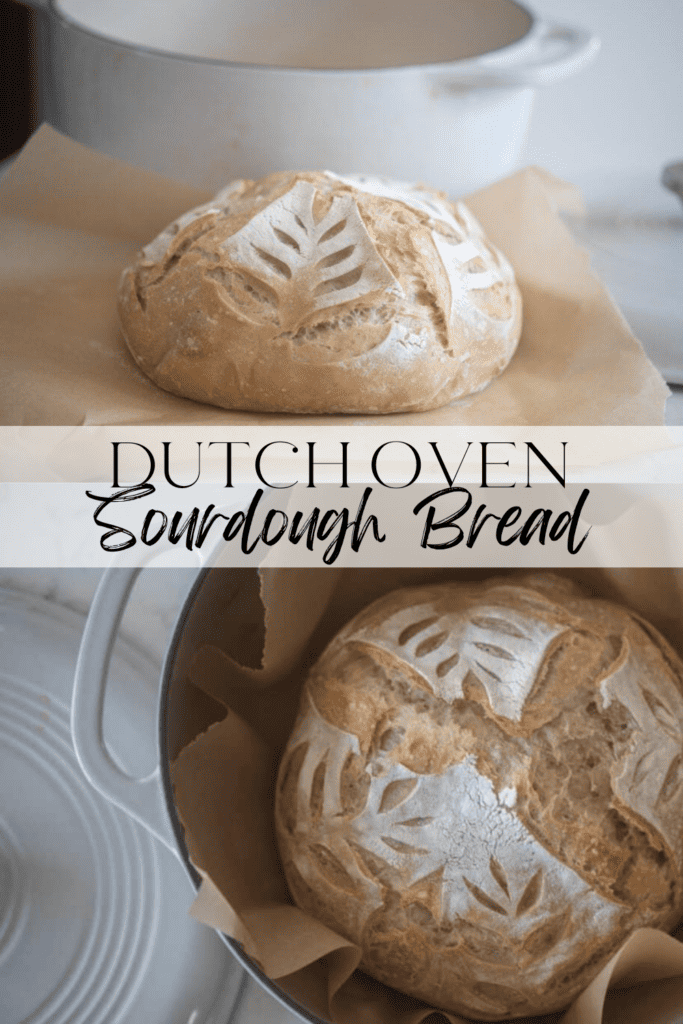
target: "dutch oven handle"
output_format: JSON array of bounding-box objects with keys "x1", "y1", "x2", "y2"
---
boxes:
[
  {"x1": 498, "y1": 21, "x2": 601, "y2": 87},
  {"x1": 435, "y1": 21, "x2": 600, "y2": 91},
  {"x1": 72, "y1": 566, "x2": 180, "y2": 857}
]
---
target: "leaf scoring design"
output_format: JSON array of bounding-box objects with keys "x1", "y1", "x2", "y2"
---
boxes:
[
  {"x1": 522, "y1": 908, "x2": 571, "y2": 957},
  {"x1": 488, "y1": 857, "x2": 510, "y2": 898},
  {"x1": 473, "y1": 641, "x2": 516, "y2": 662},
  {"x1": 315, "y1": 265, "x2": 364, "y2": 295},
  {"x1": 436, "y1": 652, "x2": 460, "y2": 678},
  {"x1": 278, "y1": 741, "x2": 309, "y2": 834},
  {"x1": 317, "y1": 243, "x2": 355, "y2": 270},
  {"x1": 310, "y1": 757, "x2": 327, "y2": 819},
  {"x1": 415, "y1": 630, "x2": 451, "y2": 657},
  {"x1": 218, "y1": 181, "x2": 403, "y2": 325},
  {"x1": 516, "y1": 869, "x2": 543, "y2": 917},
  {"x1": 658, "y1": 754, "x2": 683, "y2": 805},
  {"x1": 318, "y1": 219, "x2": 346, "y2": 244},
  {"x1": 398, "y1": 616, "x2": 439, "y2": 646},
  {"x1": 252, "y1": 245, "x2": 291, "y2": 279},
  {"x1": 347, "y1": 839, "x2": 398, "y2": 887},
  {"x1": 206, "y1": 266, "x2": 279, "y2": 323},
  {"x1": 474, "y1": 660, "x2": 502, "y2": 682},
  {"x1": 642, "y1": 688, "x2": 682, "y2": 742},
  {"x1": 463, "y1": 876, "x2": 508, "y2": 916},
  {"x1": 632, "y1": 749, "x2": 659, "y2": 788},
  {"x1": 381, "y1": 836, "x2": 430, "y2": 855},
  {"x1": 279, "y1": 741, "x2": 309, "y2": 794},
  {"x1": 340, "y1": 751, "x2": 371, "y2": 817},
  {"x1": 273, "y1": 227, "x2": 300, "y2": 251},
  {"x1": 378, "y1": 777, "x2": 418, "y2": 814},
  {"x1": 309, "y1": 843, "x2": 358, "y2": 893}
]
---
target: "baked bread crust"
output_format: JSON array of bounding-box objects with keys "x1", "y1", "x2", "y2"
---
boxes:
[
  {"x1": 275, "y1": 575, "x2": 683, "y2": 1019},
  {"x1": 118, "y1": 172, "x2": 522, "y2": 414}
]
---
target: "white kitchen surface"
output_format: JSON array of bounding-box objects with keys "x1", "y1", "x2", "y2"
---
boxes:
[
  {"x1": 526, "y1": 0, "x2": 682, "y2": 181},
  {"x1": 0, "y1": 580, "x2": 251, "y2": 1024},
  {"x1": 0, "y1": 570, "x2": 309, "y2": 1024},
  {"x1": 560, "y1": 168, "x2": 683, "y2": 413},
  {"x1": 527, "y1": 0, "x2": 682, "y2": 406}
]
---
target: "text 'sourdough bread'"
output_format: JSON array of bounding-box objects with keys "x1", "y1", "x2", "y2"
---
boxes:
[
  {"x1": 118, "y1": 172, "x2": 522, "y2": 413},
  {"x1": 275, "y1": 575, "x2": 683, "y2": 1019}
]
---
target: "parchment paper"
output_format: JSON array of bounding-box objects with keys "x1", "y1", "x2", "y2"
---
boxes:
[
  {"x1": 0, "y1": 126, "x2": 669, "y2": 426},
  {"x1": 169, "y1": 567, "x2": 683, "y2": 1024}
]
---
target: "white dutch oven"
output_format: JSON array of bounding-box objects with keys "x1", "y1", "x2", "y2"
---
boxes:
[
  {"x1": 24, "y1": 0, "x2": 598, "y2": 193},
  {"x1": 72, "y1": 566, "x2": 327, "y2": 1023},
  {"x1": 72, "y1": 562, "x2": 683, "y2": 1023}
]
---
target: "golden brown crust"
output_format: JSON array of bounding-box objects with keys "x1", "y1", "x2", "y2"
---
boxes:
[
  {"x1": 275, "y1": 574, "x2": 683, "y2": 1018},
  {"x1": 118, "y1": 171, "x2": 522, "y2": 414}
]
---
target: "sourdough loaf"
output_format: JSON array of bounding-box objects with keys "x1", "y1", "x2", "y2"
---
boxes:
[
  {"x1": 275, "y1": 574, "x2": 683, "y2": 1019},
  {"x1": 118, "y1": 172, "x2": 522, "y2": 414}
]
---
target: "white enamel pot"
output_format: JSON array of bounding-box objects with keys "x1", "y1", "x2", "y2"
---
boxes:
[
  {"x1": 72, "y1": 566, "x2": 327, "y2": 1023},
  {"x1": 23, "y1": 0, "x2": 598, "y2": 193}
]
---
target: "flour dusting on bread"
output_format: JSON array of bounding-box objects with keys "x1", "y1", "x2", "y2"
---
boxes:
[
  {"x1": 119, "y1": 171, "x2": 522, "y2": 413},
  {"x1": 275, "y1": 574, "x2": 683, "y2": 1019}
]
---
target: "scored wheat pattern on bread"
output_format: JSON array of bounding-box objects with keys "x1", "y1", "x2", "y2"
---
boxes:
[
  {"x1": 118, "y1": 170, "x2": 524, "y2": 413},
  {"x1": 217, "y1": 181, "x2": 403, "y2": 327},
  {"x1": 275, "y1": 577, "x2": 683, "y2": 1019},
  {"x1": 281, "y1": 675, "x2": 595, "y2": 936},
  {"x1": 280, "y1": 686, "x2": 603, "y2": 1023},
  {"x1": 350, "y1": 596, "x2": 567, "y2": 719},
  {"x1": 330, "y1": 171, "x2": 515, "y2": 297}
]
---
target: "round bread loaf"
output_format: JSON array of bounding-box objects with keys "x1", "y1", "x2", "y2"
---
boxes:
[
  {"x1": 275, "y1": 574, "x2": 683, "y2": 1019},
  {"x1": 118, "y1": 172, "x2": 522, "y2": 414}
]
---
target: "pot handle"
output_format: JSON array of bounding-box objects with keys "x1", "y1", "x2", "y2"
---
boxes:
[
  {"x1": 436, "y1": 21, "x2": 600, "y2": 91},
  {"x1": 71, "y1": 566, "x2": 180, "y2": 858}
]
